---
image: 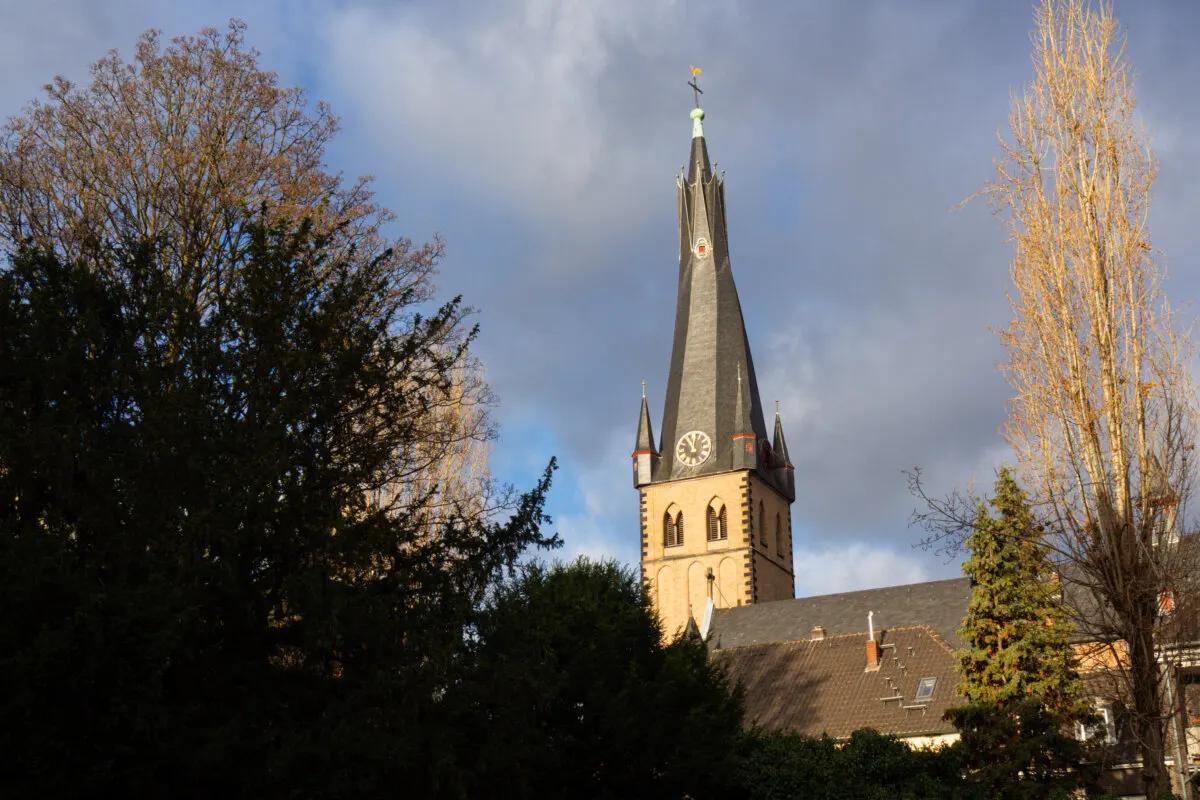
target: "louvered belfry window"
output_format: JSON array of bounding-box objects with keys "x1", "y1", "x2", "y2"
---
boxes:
[
  {"x1": 707, "y1": 503, "x2": 728, "y2": 542},
  {"x1": 664, "y1": 509, "x2": 684, "y2": 547},
  {"x1": 775, "y1": 512, "x2": 784, "y2": 553}
]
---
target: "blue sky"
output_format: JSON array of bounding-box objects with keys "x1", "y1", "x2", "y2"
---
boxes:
[{"x1": 5, "y1": 0, "x2": 1200, "y2": 595}]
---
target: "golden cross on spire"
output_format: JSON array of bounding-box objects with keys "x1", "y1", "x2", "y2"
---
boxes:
[{"x1": 688, "y1": 65, "x2": 703, "y2": 108}]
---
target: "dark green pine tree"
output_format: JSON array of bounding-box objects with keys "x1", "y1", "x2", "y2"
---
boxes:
[
  {"x1": 957, "y1": 468, "x2": 1090, "y2": 722},
  {"x1": 955, "y1": 470, "x2": 1089, "y2": 719},
  {"x1": 949, "y1": 469, "x2": 1100, "y2": 799}
]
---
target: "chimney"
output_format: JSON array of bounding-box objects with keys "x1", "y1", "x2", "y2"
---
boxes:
[
  {"x1": 865, "y1": 610, "x2": 881, "y2": 671},
  {"x1": 810, "y1": 625, "x2": 826, "y2": 641}
]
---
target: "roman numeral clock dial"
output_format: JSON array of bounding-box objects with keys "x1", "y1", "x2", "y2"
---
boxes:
[{"x1": 675, "y1": 430, "x2": 712, "y2": 467}]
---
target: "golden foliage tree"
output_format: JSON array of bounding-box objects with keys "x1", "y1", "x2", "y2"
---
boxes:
[
  {"x1": 0, "y1": 21, "x2": 496, "y2": 526},
  {"x1": 990, "y1": 1, "x2": 1198, "y2": 795}
]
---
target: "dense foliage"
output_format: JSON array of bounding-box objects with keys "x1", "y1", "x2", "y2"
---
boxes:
[
  {"x1": 947, "y1": 700, "x2": 1098, "y2": 800},
  {"x1": 957, "y1": 468, "x2": 1088, "y2": 720},
  {"x1": 950, "y1": 468, "x2": 1095, "y2": 797},
  {"x1": 732, "y1": 728, "x2": 965, "y2": 800},
  {"x1": 0, "y1": 224, "x2": 556, "y2": 796},
  {"x1": 458, "y1": 559, "x2": 744, "y2": 799}
]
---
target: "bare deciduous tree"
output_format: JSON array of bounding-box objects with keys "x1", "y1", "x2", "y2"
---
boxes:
[
  {"x1": 986, "y1": 1, "x2": 1196, "y2": 795},
  {"x1": 0, "y1": 21, "x2": 498, "y2": 527}
]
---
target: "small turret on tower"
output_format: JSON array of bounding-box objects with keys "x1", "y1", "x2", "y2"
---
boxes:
[
  {"x1": 773, "y1": 402, "x2": 795, "y2": 501},
  {"x1": 632, "y1": 382, "x2": 659, "y2": 487}
]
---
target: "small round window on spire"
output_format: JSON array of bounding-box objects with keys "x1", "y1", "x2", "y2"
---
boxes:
[{"x1": 694, "y1": 237, "x2": 709, "y2": 259}]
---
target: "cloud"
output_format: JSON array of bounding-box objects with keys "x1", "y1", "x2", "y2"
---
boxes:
[
  {"x1": 324, "y1": 0, "x2": 684, "y2": 240},
  {"x1": 791, "y1": 542, "x2": 938, "y2": 598}
]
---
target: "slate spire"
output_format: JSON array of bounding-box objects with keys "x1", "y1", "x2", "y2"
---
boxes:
[{"x1": 648, "y1": 102, "x2": 790, "y2": 498}]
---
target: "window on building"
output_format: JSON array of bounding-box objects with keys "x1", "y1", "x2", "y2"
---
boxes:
[
  {"x1": 759, "y1": 500, "x2": 766, "y2": 551},
  {"x1": 914, "y1": 677, "x2": 937, "y2": 703},
  {"x1": 664, "y1": 508, "x2": 684, "y2": 548},
  {"x1": 775, "y1": 512, "x2": 784, "y2": 553},
  {"x1": 707, "y1": 501, "x2": 728, "y2": 542},
  {"x1": 1183, "y1": 671, "x2": 1200, "y2": 726},
  {"x1": 1076, "y1": 705, "x2": 1117, "y2": 744}
]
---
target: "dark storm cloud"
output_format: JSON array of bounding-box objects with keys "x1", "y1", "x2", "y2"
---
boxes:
[{"x1": 4, "y1": 0, "x2": 1199, "y2": 594}]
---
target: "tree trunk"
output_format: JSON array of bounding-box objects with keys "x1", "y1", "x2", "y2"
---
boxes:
[{"x1": 1128, "y1": 608, "x2": 1169, "y2": 799}]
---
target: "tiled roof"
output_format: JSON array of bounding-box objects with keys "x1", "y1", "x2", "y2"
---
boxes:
[
  {"x1": 708, "y1": 577, "x2": 972, "y2": 651},
  {"x1": 713, "y1": 626, "x2": 963, "y2": 739}
]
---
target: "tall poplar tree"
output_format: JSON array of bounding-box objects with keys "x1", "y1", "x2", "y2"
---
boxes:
[{"x1": 957, "y1": 468, "x2": 1089, "y2": 723}]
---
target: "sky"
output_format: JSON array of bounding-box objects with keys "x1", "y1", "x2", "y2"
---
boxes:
[{"x1": 4, "y1": 0, "x2": 1200, "y2": 596}]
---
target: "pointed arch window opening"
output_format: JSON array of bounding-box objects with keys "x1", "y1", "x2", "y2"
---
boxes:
[
  {"x1": 758, "y1": 500, "x2": 766, "y2": 551},
  {"x1": 664, "y1": 508, "x2": 684, "y2": 548},
  {"x1": 775, "y1": 512, "x2": 784, "y2": 554},
  {"x1": 706, "y1": 502, "x2": 728, "y2": 542}
]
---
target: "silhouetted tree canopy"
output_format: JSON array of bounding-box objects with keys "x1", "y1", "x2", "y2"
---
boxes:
[
  {"x1": 458, "y1": 559, "x2": 744, "y2": 800},
  {"x1": 0, "y1": 220, "x2": 556, "y2": 797}
]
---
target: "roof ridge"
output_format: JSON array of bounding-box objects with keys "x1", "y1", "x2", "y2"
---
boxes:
[
  {"x1": 714, "y1": 624, "x2": 962, "y2": 654},
  {"x1": 716, "y1": 625, "x2": 947, "y2": 653},
  {"x1": 919, "y1": 624, "x2": 959, "y2": 656},
  {"x1": 791, "y1": 576, "x2": 970, "y2": 602}
]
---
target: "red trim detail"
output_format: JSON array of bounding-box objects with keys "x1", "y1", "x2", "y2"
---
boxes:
[
  {"x1": 731, "y1": 433, "x2": 755, "y2": 440},
  {"x1": 631, "y1": 450, "x2": 657, "y2": 457}
]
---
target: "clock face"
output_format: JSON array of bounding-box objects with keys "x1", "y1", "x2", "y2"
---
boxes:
[{"x1": 676, "y1": 430, "x2": 712, "y2": 467}]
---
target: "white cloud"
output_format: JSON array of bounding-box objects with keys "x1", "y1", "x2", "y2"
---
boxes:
[
  {"x1": 791, "y1": 541, "x2": 946, "y2": 598},
  {"x1": 324, "y1": 0, "x2": 678, "y2": 237}
]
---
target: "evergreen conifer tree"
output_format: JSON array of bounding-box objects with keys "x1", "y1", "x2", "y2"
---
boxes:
[{"x1": 957, "y1": 468, "x2": 1090, "y2": 723}]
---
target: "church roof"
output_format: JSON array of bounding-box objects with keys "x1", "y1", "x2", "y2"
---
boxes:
[
  {"x1": 707, "y1": 577, "x2": 972, "y2": 651},
  {"x1": 712, "y1": 626, "x2": 962, "y2": 739}
]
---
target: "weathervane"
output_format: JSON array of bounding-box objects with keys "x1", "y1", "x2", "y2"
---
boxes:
[{"x1": 688, "y1": 65, "x2": 703, "y2": 108}]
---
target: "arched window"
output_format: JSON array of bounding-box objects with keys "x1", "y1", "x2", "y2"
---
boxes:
[
  {"x1": 775, "y1": 512, "x2": 784, "y2": 554},
  {"x1": 759, "y1": 500, "x2": 767, "y2": 551},
  {"x1": 707, "y1": 501, "x2": 728, "y2": 542},
  {"x1": 664, "y1": 506, "x2": 684, "y2": 547}
]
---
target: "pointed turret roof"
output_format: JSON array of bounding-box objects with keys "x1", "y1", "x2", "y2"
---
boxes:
[
  {"x1": 634, "y1": 384, "x2": 657, "y2": 454},
  {"x1": 651, "y1": 103, "x2": 785, "y2": 495},
  {"x1": 773, "y1": 403, "x2": 791, "y2": 466}
]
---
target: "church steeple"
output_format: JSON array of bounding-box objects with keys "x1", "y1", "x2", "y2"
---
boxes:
[
  {"x1": 633, "y1": 85, "x2": 796, "y2": 640},
  {"x1": 649, "y1": 102, "x2": 791, "y2": 499}
]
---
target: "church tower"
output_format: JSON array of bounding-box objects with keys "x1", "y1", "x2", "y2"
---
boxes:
[{"x1": 634, "y1": 98, "x2": 795, "y2": 638}]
